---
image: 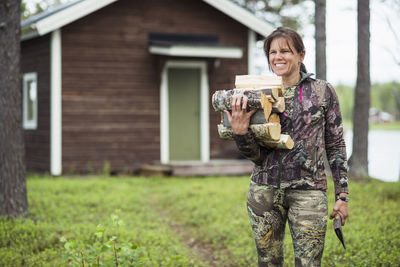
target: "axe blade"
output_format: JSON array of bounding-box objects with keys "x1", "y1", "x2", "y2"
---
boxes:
[{"x1": 333, "y1": 214, "x2": 346, "y2": 249}]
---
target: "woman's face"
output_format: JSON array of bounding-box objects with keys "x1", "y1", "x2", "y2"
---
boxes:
[{"x1": 268, "y1": 37, "x2": 304, "y2": 79}]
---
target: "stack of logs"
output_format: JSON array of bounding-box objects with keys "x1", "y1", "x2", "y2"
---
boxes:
[{"x1": 212, "y1": 75, "x2": 294, "y2": 149}]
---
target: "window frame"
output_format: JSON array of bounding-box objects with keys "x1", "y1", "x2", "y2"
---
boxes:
[{"x1": 22, "y1": 72, "x2": 38, "y2": 130}]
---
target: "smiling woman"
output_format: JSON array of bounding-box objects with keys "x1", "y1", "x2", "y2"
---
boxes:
[
  {"x1": 227, "y1": 26, "x2": 349, "y2": 267},
  {"x1": 267, "y1": 37, "x2": 305, "y2": 87}
]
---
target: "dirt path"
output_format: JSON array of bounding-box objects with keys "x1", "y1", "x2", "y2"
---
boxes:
[{"x1": 150, "y1": 195, "x2": 232, "y2": 267}]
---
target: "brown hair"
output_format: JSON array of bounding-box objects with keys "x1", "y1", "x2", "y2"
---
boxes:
[{"x1": 264, "y1": 27, "x2": 307, "y2": 73}]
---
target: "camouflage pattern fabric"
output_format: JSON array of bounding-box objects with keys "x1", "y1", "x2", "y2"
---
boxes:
[
  {"x1": 247, "y1": 181, "x2": 328, "y2": 267},
  {"x1": 233, "y1": 72, "x2": 349, "y2": 198}
]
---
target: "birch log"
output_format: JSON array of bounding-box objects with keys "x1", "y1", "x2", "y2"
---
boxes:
[
  {"x1": 269, "y1": 113, "x2": 280, "y2": 124},
  {"x1": 272, "y1": 97, "x2": 285, "y2": 113},
  {"x1": 235, "y1": 75, "x2": 284, "y2": 96},
  {"x1": 217, "y1": 123, "x2": 281, "y2": 142},
  {"x1": 212, "y1": 88, "x2": 278, "y2": 112},
  {"x1": 260, "y1": 92, "x2": 273, "y2": 121},
  {"x1": 259, "y1": 134, "x2": 294, "y2": 149}
]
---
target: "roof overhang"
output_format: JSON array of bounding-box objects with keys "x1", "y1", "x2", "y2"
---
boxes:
[
  {"x1": 149, "y1": 45, "x2": 243, "y2": 58},
  {"x1": 21, "y1": 0, "x2": 118, "y2": 41},
  {"x1": 21, "y1": 0, "x2": 274, "y2": 41}
]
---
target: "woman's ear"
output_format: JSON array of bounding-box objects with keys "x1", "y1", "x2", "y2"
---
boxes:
[{"x1": 300, "y1": 50, "x2": 306, "y2": 62}]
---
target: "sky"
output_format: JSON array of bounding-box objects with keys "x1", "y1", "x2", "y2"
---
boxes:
[
  {"x1": 25, "y1": 0, "x2": 400, "y2": 86},
  {"x1": 256, "y1": 0, "x2": 400, "y2": 86},
  {"x1": 298, "y1": 0, "x2": 399, "y2": 86}
]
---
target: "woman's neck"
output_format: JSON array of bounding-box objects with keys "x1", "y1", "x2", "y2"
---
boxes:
[{"x1": 282, "y1": 72, "x2": 301, "y2": 88}]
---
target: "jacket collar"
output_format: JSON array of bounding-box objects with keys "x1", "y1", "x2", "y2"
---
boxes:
[{"x1": 299, "y1": 71, "x2": 314, "y2": 85}]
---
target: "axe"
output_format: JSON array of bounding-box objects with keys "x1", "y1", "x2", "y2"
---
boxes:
[{"x1": 333, "y1": 214, "x2": 346, "y2": 249}]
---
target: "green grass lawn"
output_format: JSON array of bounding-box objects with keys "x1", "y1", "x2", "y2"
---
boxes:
[{"x1": 1, "y1": 175, "x2": 399, "y2": 266}]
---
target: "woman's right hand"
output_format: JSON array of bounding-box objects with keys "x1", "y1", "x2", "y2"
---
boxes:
[{"x1": 224, "y1": 94, "x2": 256, "y2": 135}]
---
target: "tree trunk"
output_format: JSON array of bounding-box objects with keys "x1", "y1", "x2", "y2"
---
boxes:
[
  {"x1": 0, "y1": 1, "x2": 28, "y2": 217},
  {"x1": 349, "y1": 0, "x2": 370, "y2": 177},
  {"x1": 315, "y1": 0, "x2": 327, "y2": 80}
]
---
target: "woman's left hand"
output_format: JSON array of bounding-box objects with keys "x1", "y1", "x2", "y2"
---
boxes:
[{"x1": 329, "y1": 198, "x2": 348, "y2": 226}]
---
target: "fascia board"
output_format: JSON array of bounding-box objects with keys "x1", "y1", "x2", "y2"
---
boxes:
[
  {"x1": 149, "y1": 45, "x2": 243, "y2": 58},
  {"x1": 202, "y1": 0, "x2": 274, "y2": 37},
  {"x1": 34, "y1": 0, "x2": 117, "y2": 36}
]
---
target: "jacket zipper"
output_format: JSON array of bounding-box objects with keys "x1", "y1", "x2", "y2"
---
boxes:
[{"x1": 278, "y1": 151, "x2": 282, "y2": 188}]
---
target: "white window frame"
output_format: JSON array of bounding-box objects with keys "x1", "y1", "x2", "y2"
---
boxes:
[{"x1": 22, "y1": 72, "x2": 38, "y2": 130}]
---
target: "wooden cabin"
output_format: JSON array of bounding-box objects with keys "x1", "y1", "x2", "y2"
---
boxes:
[{"x1": 21, "y1": 0, "x2": 273, "y2": 175}]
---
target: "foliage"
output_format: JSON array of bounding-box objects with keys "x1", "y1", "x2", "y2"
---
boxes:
[
  {"x1": 371, "y1": 82, "x2": 400, "y2": 120},
  {"x1": 335, "y1": 81, "x2": 400, "y2": 128},
  {"x1": 60, "y1": 212, "x2": 147, "y2": 266},
  {"x1": 231, "y1": 0, "x2": 314, "y2": 31},
  {"x1": 0, "y1": 175, "x2": 399, "y2": 266},
  {"x1": 21, "y1": 0, "x2": 68, "y2": 21}
]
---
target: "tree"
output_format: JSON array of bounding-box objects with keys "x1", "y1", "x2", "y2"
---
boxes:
[
  {"x1": 315, "y1": 0, "x2": 326, "y2": 80},
  {"x1": 21, "y1": 0, "x2": 67, "y2": 20},
  {"x1": 0, "y1": 1, "x2": 28, "y2": 216},
  {"x1": 379, "y1": 0, "x2": 400, "y2": 66},
  {"x1": 233, "y1": 0, "x2": 313, "y2": 31},
  {"x1": 349, "y1": 0, "x2": 370, "y2": 177}
]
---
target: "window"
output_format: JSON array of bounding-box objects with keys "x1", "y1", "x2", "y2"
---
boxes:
[{"x1": 22, "y1": 72, "x2": 38, "y2": 130}]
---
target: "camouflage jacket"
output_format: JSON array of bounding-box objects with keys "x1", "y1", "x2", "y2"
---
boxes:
[{"x1": 233, "y1": 73, "x2": 349, "y2": 196}]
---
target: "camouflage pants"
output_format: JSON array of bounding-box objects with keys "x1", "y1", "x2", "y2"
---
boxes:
[{"x1": 247, "y1": 181, "x2": 328, "y2": 267}]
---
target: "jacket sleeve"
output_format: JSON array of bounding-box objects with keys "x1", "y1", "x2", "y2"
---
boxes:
[
  {"x1": 232, "y1": 130, "x2": 264, "y2": 166},
  {"x1": 324, "y1": 83, "x2": 349, "y2": 196}
]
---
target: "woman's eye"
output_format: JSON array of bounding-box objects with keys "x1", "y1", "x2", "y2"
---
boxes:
[{"x1": 270, "y1": 51, "x2": 277, "y2": 55}]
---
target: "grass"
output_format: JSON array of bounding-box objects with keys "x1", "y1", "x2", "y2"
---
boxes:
[{"x1": 1, "y1": 174, "x2": 400, "y2": 266}]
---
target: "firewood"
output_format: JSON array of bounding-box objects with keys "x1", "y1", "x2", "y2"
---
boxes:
[
  {"x1": 259, "y1": 134, "x2": 294, "y2": 149},
  {"x1": 268, "y1": 113, "x2": 280, "y2": 124},
  {"x1": 212, "y1": 88, "x2": 278, "y2": 112},
  {"x1": 260, "y1": 92, "x2": 273, "y2": 121},
  {"x1": 217, "y1": 124, "x2": 234, "y2": 140},
  {"x1": 217, "y1": 123, "x2": 281, "y2": 142},
  {"x1": 212, "y1": 89, "x2": 261, "y2": 111},
  {"x1": 235, "y1": 75, "x2": 284, "y2": 96},
  {"x1": 251, "y1": 123, "x2": 281, "y2": 141},
  {"x1": 272, "y1": 97, "x2": 285, "y2": 113}
]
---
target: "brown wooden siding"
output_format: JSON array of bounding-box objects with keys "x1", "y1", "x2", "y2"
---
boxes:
[
  {"x1": 21, "y1": 35, "x2": 51, "y2": 172},
  {"x1": 61, "y1": 0, "x2": 248, "y2": 173}
]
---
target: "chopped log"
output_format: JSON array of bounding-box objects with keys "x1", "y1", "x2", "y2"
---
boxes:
[
  {"x1": 217, "y1": 123, "x2": 281, "y2": 142},
  {"x1": 269, "y1": 113, "x2": 280, "y2": 124},
  {"x1": 217, "y1": 124, "x2": 234, "y2": 140},
  {"x1": 235, "y1": 75, "x2": 284, "y2": 96},
  {"x1": 212, "y1": 88, "x2": 278, "y2": 112},
  {"x1": 259, "y1": 88, "x2": 278, "y2": 102},
  {"x1": 251, "y1": 123, "x2": 281, "y2": 141},
  {"x1": 260, "y1": 92, "x2": 273, "y2": 122},
  {"x1": 272, "y1": 97, "x2": 285, "y2": 113},
  {"x1": 260, "y1": 134, "x2": 294, "y2": 149},
  {"x1": 212, "y1": 89, "x2": 261, "y2": 111}
]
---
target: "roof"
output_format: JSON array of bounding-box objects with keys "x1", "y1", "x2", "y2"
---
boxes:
[{"x1": 21, "y1": 0, "x2": 274, "y2": 41}]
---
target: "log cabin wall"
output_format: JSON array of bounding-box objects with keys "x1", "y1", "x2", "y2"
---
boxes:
[
  {"x1": 21, "y1": 35, "x2": 51, "y2": 172},
  {"x1": 61, "y1": 0, "x2": 248, "y2": 173}
]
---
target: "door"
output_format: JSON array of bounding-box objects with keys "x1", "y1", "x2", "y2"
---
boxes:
[{"x1": 168, "y1": 68, "x2": 201, "y2": 161}]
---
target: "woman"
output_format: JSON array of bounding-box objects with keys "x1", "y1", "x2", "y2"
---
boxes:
[{"x1": 225, "y1": 27, "x2": 349, "y2": 266}]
